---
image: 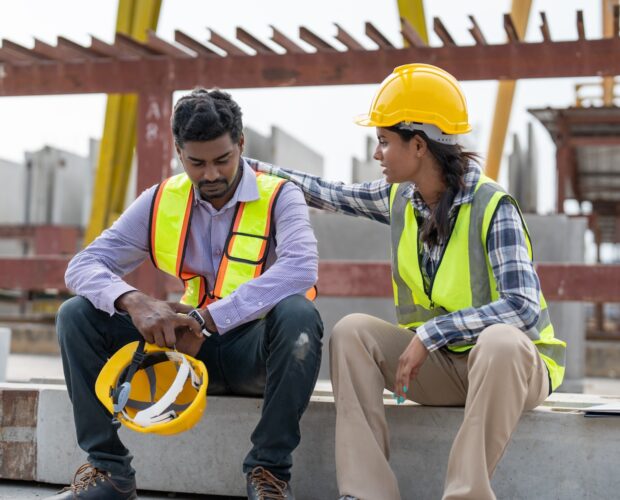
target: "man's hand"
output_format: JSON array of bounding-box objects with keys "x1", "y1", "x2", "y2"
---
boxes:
[
  {"x1": 115, "y1": 291, "x2": 202, "y2": 348},
  {"x1": 394, "y1": 335, "x2": 429, "y2": 400},
  {"x1": 174, "y1": 329, "x2": 206, "y2": 356}
]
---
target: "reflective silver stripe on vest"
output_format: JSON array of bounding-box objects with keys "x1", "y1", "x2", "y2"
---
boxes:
[
  {"x1": 536, "y1": 342, "x2": 566, "y2": 367},
  {"x1": 390, "y1": 184, "x2": 446, "y2": 325},
  {"x1": 391, "y1": 184, "x2": 416, "y2": 323},
  {"x1": 468, "y1": 183, "x2": 499, "y2": 307},
  {"x1": 532, "y1": 307, "x2": 551, "y2": 341}
]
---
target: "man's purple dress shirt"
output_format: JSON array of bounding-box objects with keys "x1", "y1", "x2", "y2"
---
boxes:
[{"x1": 65, "y1": 159, "x2": 318, "y2": 334}]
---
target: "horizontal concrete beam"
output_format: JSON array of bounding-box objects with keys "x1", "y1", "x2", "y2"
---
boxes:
[
  {"x1": 2, "y1": 258, "x2": 620, "y2": 302},
  {"x1": 1, "y1": 382, "x2": 620, "y2": 499}
]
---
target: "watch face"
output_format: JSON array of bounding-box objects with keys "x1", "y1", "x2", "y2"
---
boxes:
[{"x1": 189, "y1": 310, "x2": 204, "y2": 327}]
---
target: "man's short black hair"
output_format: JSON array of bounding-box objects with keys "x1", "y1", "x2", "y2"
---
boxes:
[{"x1": 171, "y1": 88, "x2": 243, "y2": 147}]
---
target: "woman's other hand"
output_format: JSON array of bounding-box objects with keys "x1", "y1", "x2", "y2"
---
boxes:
[{"x1": 394, "y1": 335, "x2": 429, "y2": 400}]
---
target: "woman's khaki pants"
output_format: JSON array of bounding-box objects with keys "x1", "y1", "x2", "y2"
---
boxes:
[{"x1": 330, "y1": 314, "x2": 549, "y2": 500}]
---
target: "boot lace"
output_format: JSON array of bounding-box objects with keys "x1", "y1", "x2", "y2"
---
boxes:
[
  {"x1": 249, "y1": 466, "x2": 289, "y2": 499},
  {"x1": 59, "y1": 463, "x2": 110, "y2": 494}
]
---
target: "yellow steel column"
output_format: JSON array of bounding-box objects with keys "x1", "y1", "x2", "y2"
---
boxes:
[
  {"x1": 603, "y1": 0, "x2": 618, "y2": 106},
  {"x1": 485, "y1": 0, "x2": 532, "y2": 181},
  {"x1": 108, "y1": 0, "x2": 163, "y2": 224},
  {"x1": 84, "y1": 0, "x2": 162, "y2": 245},
  {"x1": 397, "y1": 0, "x2": 429, "y2": 45}
]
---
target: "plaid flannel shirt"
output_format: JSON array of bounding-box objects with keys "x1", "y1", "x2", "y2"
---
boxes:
[{"x1": 246, "y1": 158, "x2": 542, "y2": 352}]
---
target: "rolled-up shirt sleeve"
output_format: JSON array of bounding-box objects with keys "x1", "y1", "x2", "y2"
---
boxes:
[
  {"x1": 65, "y1": 186, "x2": 156, "y2": 315},
  {"x1": 207, "y1": 182, "x2": 318, "y2": 333}
]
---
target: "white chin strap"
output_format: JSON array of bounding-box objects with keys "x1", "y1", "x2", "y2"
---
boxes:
[
  {"x1": 396, "y1": 121, "x2": 459, "y2": 145},
  {"x1": 123, "y1": 352, "x2": 202, "y2": 428}
]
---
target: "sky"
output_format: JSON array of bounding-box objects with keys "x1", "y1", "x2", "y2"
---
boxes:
[{"x1": 0, "y1": 0, "x2": 607, "y2": 216}]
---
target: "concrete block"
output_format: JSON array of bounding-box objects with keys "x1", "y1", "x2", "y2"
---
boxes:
[
  {"x1": 311, "y1": 211, "x2": 393, "y2": 380},
  {"x1": 3, "y1": 382, "x2": 620, "y2": 499},
  {"x1": 0, "y1": 328, "x2": 11, "y2": 382},
  {"x1": 586, "y1": 340, "x2": 620, "y2": 378}
]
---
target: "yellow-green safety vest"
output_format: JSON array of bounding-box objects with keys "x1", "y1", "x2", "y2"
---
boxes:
[
  {"x1": 389, "y1": 174, "x2": 566, "y2": 391},
  {"x1": 149, "y1": 172, "x2": 315, "y2": 308}
]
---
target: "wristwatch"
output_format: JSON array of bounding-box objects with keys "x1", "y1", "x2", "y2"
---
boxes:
[{"x1": 187, "y1": 309, "x2": 216, "y2": 337}]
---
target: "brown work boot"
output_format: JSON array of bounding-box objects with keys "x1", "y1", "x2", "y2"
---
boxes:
[
  {"x1": 45, "y1": 463, "x2": 137, "y2": 499},
  {"x1": 246, "y1": 466, "x2": 294, "y2": 500}
]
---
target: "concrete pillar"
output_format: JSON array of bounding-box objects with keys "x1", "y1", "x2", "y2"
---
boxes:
[
  {"x1": 526, "y1": 214, "x2": 588, "y2": 392},
  {"x1": 0, "y1": 327, "x2": 11, "y2": 382}
]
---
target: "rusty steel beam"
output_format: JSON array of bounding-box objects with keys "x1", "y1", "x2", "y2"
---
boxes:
[
  {"x1": 5, "y1": 37, "x2": 620, "y2": 95},
  {"x1": 317, "y1": 261, "x2": 393, "y2": 297},
  {"x1": 207, "y1": 28, "x2": 247, "y2": 56},
  {"x1": 576, "y1": 10, "x2": 586, "y2": 40},
  {"x1": 57, "y1": 37, "x2": 104, "y2": 59},
  {"x1": 146, "y1": 31, "x2": 193, "y2": 58},
  {"x1": 115, "y1": 33, "x2": 158, "y2": 57},
  {"x1": 89, "y1": 35, "x2": 131, "y2": 58},
  {"x1": 0, "y1": 39, "x2": 48, "y2": 63},
  {"x1": 137, "y1": 90, "x2": 172, "y2": 193},
  {"x1": 269, "y1": 26, "x2": 305, "y2": 54},
  {"x1": 174, "y1": 30, "x2": 219, "y2": 57},
  {"x1": 365, "y1": 22, "x2": 395, "y2": 48},
  {"x1": 335, "y1": 23, "x2": 365, "y2": 50},
  {"x1": 32, "y1": 39, "x2": 75, "y2": 61},
  {"x1": 539, "y1": 12, "x2": 551, "y2": 42},
  {"x1": 433, "y1": 17, "x2": 456, "y2": 46},
  {"x1": 0, "y1": 257, "x2": 70, "y2": 291},
  {"x1": 568, "y1": 136, "x2": 620, "y2": 146},
  {"x1": 0, "y1": 225, "x2": 80, "y2": 255},
  {"x1": 503, "y1": 13, "x2": 520, "y2": 43},
  {"x1": 536, "y1": 264, "x2": 620, "y2": 302},
  {"x1": 400, "y1": 17, "x2": 426, "y2": 47},
  {"x1": 236, "y1": 27, "x2": 276, "y2": 55},
  {"x1": 468, "y1": 15, "x2": 488, "y2": 45},
  {"x1": 299, "y1": 26, "x2": 337, "y2": 52},
  {"x1": 2, "y1": 258, "x2": 620, "y2": 303}
]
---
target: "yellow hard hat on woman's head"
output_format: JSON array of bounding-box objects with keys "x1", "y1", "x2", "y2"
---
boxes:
[{"x1": 355, "y1": 63, "x2": 471, "y2": 144}]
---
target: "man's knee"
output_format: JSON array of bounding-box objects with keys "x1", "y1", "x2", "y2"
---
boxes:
[
  {"x1": 270, "y1": 295, "x2": 323, "y2": 336},
  {"x1": 56, "y1": 296, "x2": 96, "y2": 345},
  {"x1": 266, "y1": 295, "x2": 323, "y2": 355}
]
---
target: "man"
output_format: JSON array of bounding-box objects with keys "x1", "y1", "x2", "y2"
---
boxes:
[{"x1": 51, "y1": 88, "x2": 323, "y2": 500}]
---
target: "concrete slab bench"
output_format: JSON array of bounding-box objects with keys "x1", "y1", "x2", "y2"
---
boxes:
[{"x1": 1, "y1": 381, "x2": 619, "y2": 499}]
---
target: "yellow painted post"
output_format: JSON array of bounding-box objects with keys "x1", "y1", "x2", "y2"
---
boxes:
[
  {"x1": 602, "y1": 0, "x2": 618, "y2": 106},
  {"x1": 84, "y1": 0, "x2": 162, "y2": 245},
  {"x1": 397, "y1": 0, "x2": 429, "y2": 45},
  {"x1": 485, "y1": 0, "x2": 532, "y2": 181},
  {"x1": 84, "y1": 0, "x2": 133, "y2": 245},
  {"x1": 109, "y1": 0, "x2": 163, "y2": 223}
]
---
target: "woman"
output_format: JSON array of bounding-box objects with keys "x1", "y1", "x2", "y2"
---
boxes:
[{"x1": 250, "y1": 64, "x2": 566, "y2": 500}]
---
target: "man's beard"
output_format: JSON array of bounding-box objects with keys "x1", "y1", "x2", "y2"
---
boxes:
[{"x1": 198, "y1": 166, "x2": 242, "y2": 201}]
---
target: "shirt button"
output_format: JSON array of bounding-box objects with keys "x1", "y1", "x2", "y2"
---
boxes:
[
  {"x1": 225, "y1": 319, "x2": 231, "y2": 324},
  {"x1": 215, "y1": 249, "x2": 222, "y2": 256}
]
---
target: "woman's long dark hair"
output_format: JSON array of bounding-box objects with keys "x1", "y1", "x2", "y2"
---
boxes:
[{"x1": 387, "y1": 126, "x2": 480, "y2": 247}]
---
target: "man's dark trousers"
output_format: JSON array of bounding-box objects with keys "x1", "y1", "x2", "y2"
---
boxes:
[{"x1": 56, "y1": 294, "x2": 323, "y2": 481}]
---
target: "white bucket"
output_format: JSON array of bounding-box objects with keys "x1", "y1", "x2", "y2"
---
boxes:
[{"x1": 0, "y1": 327, "x2": 11, "y2": 382}]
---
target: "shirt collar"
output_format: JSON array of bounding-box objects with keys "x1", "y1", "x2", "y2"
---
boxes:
[{"x1": 192, "y1": 157, "x2": 259, "y2": 210}]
